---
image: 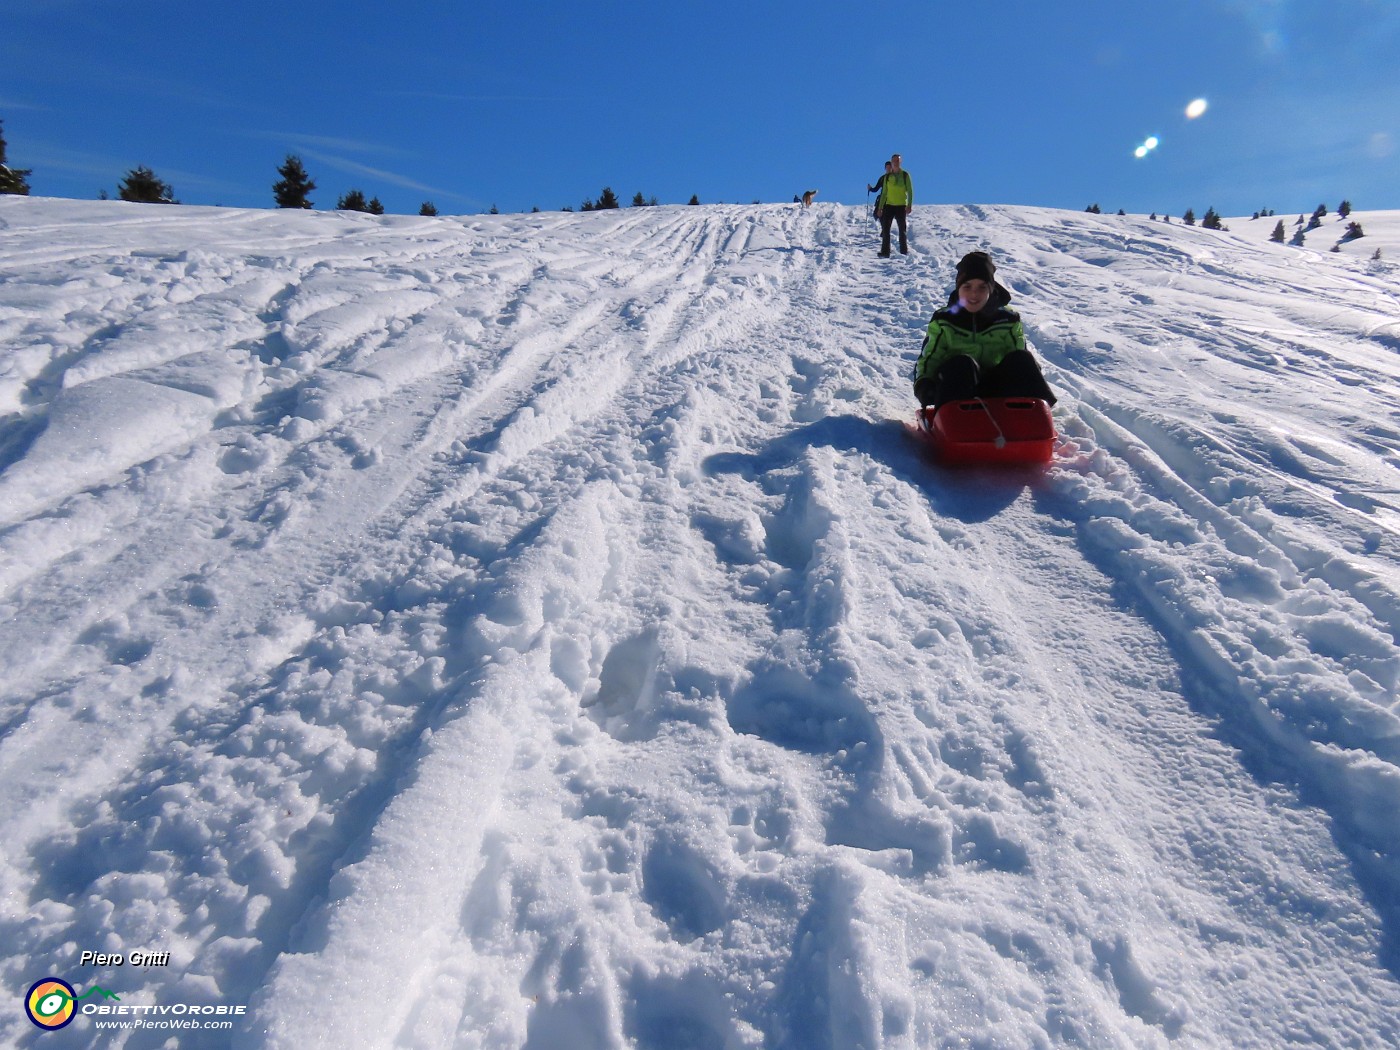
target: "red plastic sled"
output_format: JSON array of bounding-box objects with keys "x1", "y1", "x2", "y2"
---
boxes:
[{"x1": 916, "y1": 397, "x2": 1056, "y2": 466}]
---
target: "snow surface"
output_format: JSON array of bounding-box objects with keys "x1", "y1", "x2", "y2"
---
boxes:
[{"x1": 1, "y1": 196, "x2": 1398, "y2": 1049}]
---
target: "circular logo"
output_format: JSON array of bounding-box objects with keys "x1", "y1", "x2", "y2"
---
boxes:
[{"x1": 26, "y1": 978, "x2": 78, "y2": 1030}]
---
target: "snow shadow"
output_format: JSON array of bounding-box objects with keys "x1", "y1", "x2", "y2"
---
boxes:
[{"x1": 700, "y1": 413, "x2": 1033, "y2": 524}]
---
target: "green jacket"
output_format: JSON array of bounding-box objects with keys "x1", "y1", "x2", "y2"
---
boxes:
[
  {"x1": 915, "y1": 301, "x2": 1025, "y2": 382},
  {"x1": 880, "y1": 170, "x2": 912, "y2": 207}
]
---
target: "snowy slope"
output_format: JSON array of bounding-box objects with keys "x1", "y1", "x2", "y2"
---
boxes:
[{"x1": 1, "y1": 196, "x2": 1398, "y2": 1049}]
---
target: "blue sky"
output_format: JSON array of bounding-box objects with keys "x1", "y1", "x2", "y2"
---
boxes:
[{"x1": 3, "y1": 0, "x2": 1397, "y2": 217}]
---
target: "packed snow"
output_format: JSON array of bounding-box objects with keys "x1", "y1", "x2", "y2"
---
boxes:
[{"x1": 1, "y1": 195, "x2": 1398, "y2": 1049}]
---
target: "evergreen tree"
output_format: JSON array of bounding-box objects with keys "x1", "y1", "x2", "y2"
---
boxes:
[
  {"x1": 1290, "y1": 227, "x2": 1306, "y2": 246},
  {"x1": 419, "y1": 201, "x2": 438, "y2": 216},
  {"x1": 337, "y1": 189, "x2": 370, "y2": 212},
  {"x1": 272, "y1": 154, "x2": 316, "y2": 208},
  {"x1": 367, "y1": 197, "x2": 385, "y2": 215},
  {"x1": 119, "y1": 166, "x2": 175, "y2": 203},
  {"x1": 1202, "y1": 207, "x2": 1224, "y2": 230},
  {"x1": 1182, "y1": 208, "x2": 1196, "y2": 226},
  {"x1": 688, "y1": 195, "x2": 700, "y2": 206},
  {"x1": 0, "y1": 164, "x2": 27, "y2": 195},
  {"x1": 1270, "y1": 220, "x2": 1286, "y2": 242},
  {"x1": 488, "y1": 203, "x2": 499, "y2": 214},
  {"x1": 595, "y1": 186, "x2": 620, "y2": 210},
  {"x1": 632, "y1": 191, "x2": 647, "y2": 207},
  {"x1": 0, "y1": 119, "x2": 33, "y2": 195},
  {"x1": 1343, "y1": 221, "x2": 1364, "y2": 240},
  {"x1": 1338, "y1": 200, "x2": 1352, "y2": 218},
  {"x1": 1313, "y1": 203, "x2": 1328, "y2": 220},
  {"x1": 1085, "y1": 203, "x2": 1101, "y2": 214}
]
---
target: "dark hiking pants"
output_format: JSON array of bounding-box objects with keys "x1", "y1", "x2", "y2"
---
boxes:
[{"x1": 880, "y1": 205, "x2": 908, "y2": 255}]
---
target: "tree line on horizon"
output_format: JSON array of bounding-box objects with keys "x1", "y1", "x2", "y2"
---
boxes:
[
  {"x1": 1088, "y1": 200, "x2": 1355, "y2": 232},
  {"x1": 267, "y1": 155, "x2": 699, "y2": 216},
  {"x1": 1, "y1": 119, "x2": 1379, "y2": 250},
  {"x1": 0, "y1": 127, "x2": 700, "y2": 216},
  {"x1": 1084, "y1": 198, "x2": 1373, "y2": 256}
]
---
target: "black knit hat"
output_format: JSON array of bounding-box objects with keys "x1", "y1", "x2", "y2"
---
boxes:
[{"x1": 955, "y1": 251, "x2": 996, "y2": 288}]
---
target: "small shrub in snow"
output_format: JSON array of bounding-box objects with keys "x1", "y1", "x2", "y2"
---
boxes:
[
  {"x1": 119, "y1": 166, "x2": 176, "y2": 204},
  {"x1": 337, "y1": 189, "x2": 370, "y2": 212}
]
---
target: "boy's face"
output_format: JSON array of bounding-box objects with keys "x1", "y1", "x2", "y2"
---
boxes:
[{"x1": 958, "y1": 279, "x2": 991, "y2": 312}]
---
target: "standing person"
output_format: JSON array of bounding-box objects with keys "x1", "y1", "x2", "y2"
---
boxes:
[
  {"x1": 876, "y1": 153, "x2": 912, "y2": 257},
  {"x1": 867, "y1": 160, "x2": 893, "y2": 220},
  {"x1": 913, "y1": 251, "x2": 1056, "y2": 411}
]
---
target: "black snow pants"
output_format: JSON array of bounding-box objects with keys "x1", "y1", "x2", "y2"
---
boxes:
[{"x1": 915, "y1": 349, "x2": 1057, "y2": 410}]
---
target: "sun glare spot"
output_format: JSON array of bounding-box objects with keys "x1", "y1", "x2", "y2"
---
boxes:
[
  {"x1": 1144, "y1": 136, "x2": 1159, "y2": 151},
  {"x1": 1186, "y1": 98, "x2": 1209, "y2": 119}
]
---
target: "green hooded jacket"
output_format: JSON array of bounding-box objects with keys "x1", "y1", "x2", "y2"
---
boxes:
[{"x1": 914, "y1": 288, "x2": 1025, "y2": 383}]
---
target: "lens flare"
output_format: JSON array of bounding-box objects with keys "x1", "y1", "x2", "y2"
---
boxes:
[
  {"x1": 1134, "y1": 135, "x2": 1161, "y2": 159},
  {"x1": 1186, "y1": 98, "x2": 1208, "y2": 119}
]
